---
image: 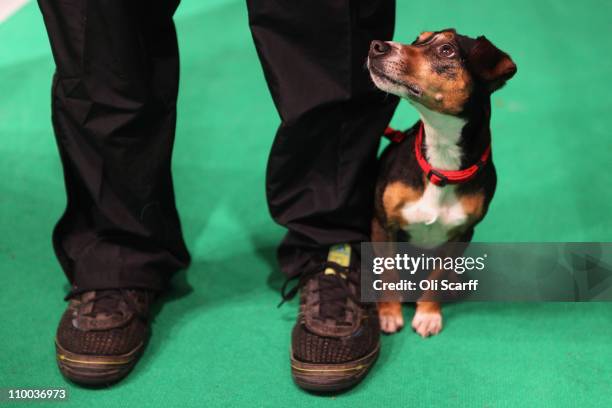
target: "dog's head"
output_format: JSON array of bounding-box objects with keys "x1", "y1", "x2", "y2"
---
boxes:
[{"x1": 367, "y1": 29, "x2": 516, "y2": 115}]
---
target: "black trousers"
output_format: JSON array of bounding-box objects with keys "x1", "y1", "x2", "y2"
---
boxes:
[
  {"x1": 248, "y1": 0, "x2": 398, "y2": 277},
  {"x1": 38, "y1": 0, "x2": 190, "y2": 294},
  {"x1": 38, "y1": 0, "x2": 398, "y2": 293}
]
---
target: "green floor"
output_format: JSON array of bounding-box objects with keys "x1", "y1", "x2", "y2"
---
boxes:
[{"x1": 1, "y1": 1, "x2": 611, "y2": 406}]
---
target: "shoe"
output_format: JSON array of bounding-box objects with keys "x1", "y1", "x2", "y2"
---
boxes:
[
  {"x1": 281, "y1": 244, "x2": 380, "y2": 392},
  {"x1": 55, "y1": 289, "x2": 154, "y2": 385}
]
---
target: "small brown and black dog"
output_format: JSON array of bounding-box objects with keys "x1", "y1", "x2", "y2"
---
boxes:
[{"x1": 367, "y1": 29, "x2": 516, "y2": 337}]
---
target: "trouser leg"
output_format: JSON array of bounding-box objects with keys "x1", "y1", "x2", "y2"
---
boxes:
[
  {"x1": 38, "y1": 0, "x2": 190, "y2": 294},
  {"x1": 248, "y1": 0, "x2": 399, "y2": 277}
]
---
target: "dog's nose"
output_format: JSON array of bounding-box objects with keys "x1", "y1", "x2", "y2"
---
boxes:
[{"x1": 370, "y1": 40, "x2": 392, "y2": 57}]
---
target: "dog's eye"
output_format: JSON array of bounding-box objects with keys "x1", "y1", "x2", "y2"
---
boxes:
[{"x1": 437, "y1": 44, "x2": 456, "y2": 58}]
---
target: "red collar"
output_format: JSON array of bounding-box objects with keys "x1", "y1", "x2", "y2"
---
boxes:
[{"x1": 384, "y1": 122, "x2": 491, "y2": 187}]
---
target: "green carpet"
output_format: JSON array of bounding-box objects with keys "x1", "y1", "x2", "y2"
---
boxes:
[{"x1": 1, "y1": 1, "x2": 611, "y2": 406}]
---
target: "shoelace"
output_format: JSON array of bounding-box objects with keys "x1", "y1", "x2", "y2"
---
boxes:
[
  {"x1": 79, "y1": 289, "x2": 149, "y2": 320},
  {"x1": 279, "y1": 261, "x2": 362, "y2": 320}
]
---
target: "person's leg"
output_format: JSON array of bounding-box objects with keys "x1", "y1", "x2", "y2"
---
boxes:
[
  {"x1": 248, "y1": 0, "x2": 398, "y2": 277},
  {"x1": 38, "y1": 0, "x2": 188, "y2": 384},
  {"x1": 248, "y1": 0, "x2": 398, "y2": 391},
  {"x1": 40, "y1": 0, "x2": 189, "y2": 295}
]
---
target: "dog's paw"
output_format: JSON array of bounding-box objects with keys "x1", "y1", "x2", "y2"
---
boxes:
[
  {"x1": 377, "y1": 302, "x2": 404, "y2": 334},
  {"x1": 411, "y1": 310, "x2": 443, "y2": 338},
  {"x1": 380, "y1": 311, "x2": 404, "y2": 334}
]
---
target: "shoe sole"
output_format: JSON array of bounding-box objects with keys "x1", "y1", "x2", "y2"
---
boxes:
[
  {"x1": 290, "y1": 342, "x2": 380, "y2": 392},
  {"x1": 55, "y1": 339, "x2": 144, "y2": 386}
]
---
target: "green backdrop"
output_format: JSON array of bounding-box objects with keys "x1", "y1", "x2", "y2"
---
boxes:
[{"x1": 1, "y1": 0, "x2": 611, "y2": 406}]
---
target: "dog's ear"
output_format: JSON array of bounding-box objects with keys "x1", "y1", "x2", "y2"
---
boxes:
[{"x1": 467, "y1": 36, "x2": 516, "y2": 92}]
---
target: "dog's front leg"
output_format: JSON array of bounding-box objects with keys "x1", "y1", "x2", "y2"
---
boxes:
[
  {"x1": 411, "y1": 240, "x2": 468, "y2": 338},
  {"x1": 372, "y1": 218, "x2": 405, "y2": 334}
]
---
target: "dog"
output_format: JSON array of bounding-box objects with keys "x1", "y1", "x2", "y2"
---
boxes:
[{"x1": 366, "y1": 29, "x2": 516, "y2": 337}]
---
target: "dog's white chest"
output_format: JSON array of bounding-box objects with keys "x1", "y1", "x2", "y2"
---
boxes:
[
  {"x1": 397, "y1": 103, "x2": 471, "y2": 247},
  {"x1": 400, "y1": 184, "x2": 467, "y2": 248}
]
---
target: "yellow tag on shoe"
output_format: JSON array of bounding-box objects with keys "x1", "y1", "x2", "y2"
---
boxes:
[{"x1": 324, "y1": 244, "x2": 351, "y2": 278}]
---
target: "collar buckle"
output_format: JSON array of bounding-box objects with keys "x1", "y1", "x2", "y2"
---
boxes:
[{"x1": 427, "y1": 169, "x2": 448, "y2": 187}]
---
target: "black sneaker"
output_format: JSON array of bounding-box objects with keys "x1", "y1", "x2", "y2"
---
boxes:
[
  {"x1": 280, "y1": 244, "x2": 380, "y2": 392},
  {"x1": 55, "y1": 289, "x2": 154, "y2": 385}
]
